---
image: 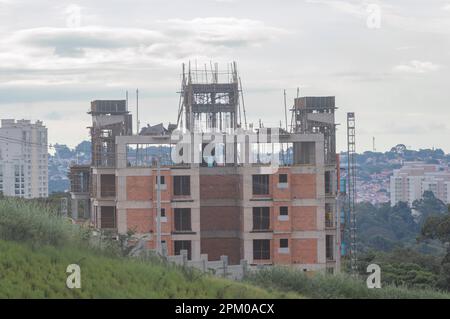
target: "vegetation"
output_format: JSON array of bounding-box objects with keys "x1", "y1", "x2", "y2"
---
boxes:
[
  {"x1": 0, "y1": 198, "x2": 300, "y2": 298},
  {"x1": 356, "y1": 192, "x2": 448, "y2": 254},
  {"x1": 2, "y1": 196, "x2": 450, "y2": 298},
  {"x1": 0, "y1": 240, "x2": 300, "y2": 299},
  {"x1": 247, "y1": 267, "x2": 450, "y2": 299},
  {"x1": 419, "y1": 209, "x2": 450, "y2": 291},
  {"x1": 357, "y1": 249, "x2": 442, "y2": 290},
  {"x1": 0, "y1": 198, "x2": 88, "y2": 247},
  {"x1": 354, "y1": 192, "x2": 450, "y2": 292}
]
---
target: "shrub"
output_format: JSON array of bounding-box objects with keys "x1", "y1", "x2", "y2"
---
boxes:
[
  {"x1": 246, "y1": 267, "x2": 450, "y2": 299},
  {"x1": 0, "y1": 198, "x2": 88, "y2": 247}
]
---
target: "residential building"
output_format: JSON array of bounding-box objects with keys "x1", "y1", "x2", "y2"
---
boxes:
[
  {"x1": 0, "y1": 119, "x2": 48, "y2": 198},
  {"x1": 70, "y1": 63, "x2": 341, "y2": 273},
  {"x1": 390, "y1": 162, "x2": 450, "y2": 206}
]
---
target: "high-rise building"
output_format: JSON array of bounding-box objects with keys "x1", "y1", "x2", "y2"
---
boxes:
[
  {"x1": 70, "y1": 63, "x2": 341, "y2": 273},
  {"x1": 390, "y1": 162, "x2": 450, "y2": 206},
  {"x1": 0, "y1": 119, "x2": 48, "y2": 198}
]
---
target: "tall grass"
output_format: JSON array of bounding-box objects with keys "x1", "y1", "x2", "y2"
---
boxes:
[
  {"x1": 0, "y1": 198, "x2": 302, "y2": 298},
  {"x1": 0, "y1": 240, "x2": 303, "y2": 299},
  {"x1": 246, "y1": 267, "x2": 450, "y2": 299},
  {"x1": 0, "y1": 198, "x2": 88, "y2": 247}
]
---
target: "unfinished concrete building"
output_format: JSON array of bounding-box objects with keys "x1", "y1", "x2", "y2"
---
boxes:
[
  {"x1": 69, "y1": 165, "x2": 90, "y2": 220},
  {"x1": 69, "y1": 63, "x2": 340, "y2": 273}
]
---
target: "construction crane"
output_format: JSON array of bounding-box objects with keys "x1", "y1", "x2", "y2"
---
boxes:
[{"x1": 347, "y1": 112, "x2": 357, "y2": 274}]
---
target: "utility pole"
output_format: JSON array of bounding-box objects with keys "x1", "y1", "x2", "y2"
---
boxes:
[
  {"x1": 136, "y1": 89, "x2": 140, "y2": 135},
  {"x1": 156, "y1": 157, "x2": 162, "y2": 255},
  {"x1": 284, "y1": 89, "x2": 288, "y2": 132}
]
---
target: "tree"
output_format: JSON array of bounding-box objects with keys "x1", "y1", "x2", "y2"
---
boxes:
[
  {"x1": 420, "y1": 206, "x2": 450, "y2": 290},
  {"x1": 413, "y1": 191, "x2": 448, "y2": 225}
]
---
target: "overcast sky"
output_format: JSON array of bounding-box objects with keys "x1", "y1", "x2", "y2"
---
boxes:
[{"x1": 0, "y1": 0, "x2": 449, "y2": 152}]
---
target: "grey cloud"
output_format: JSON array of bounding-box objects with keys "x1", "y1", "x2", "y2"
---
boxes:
[
  {"x1": 10, "y1": 27, "x2": 165, "y2": 57},
  {"x1": 0, "y1": 18, "x2": 286, "y2": 85}
]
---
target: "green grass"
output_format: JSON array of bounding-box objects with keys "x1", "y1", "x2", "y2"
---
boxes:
[
  {"x1": 0, "y1": 198, "x2": 301, "y2": 298},
  {"x1": 246, "y1": 267, "x2": 450, "y2": 299},
  {"x1": 2, "y1": 197, "x2": 449, "y2": 299},
  {"x1": 0, "y1": 240, "x2": 301, "y2": 299}
]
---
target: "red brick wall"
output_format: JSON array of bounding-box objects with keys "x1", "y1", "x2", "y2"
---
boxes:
[
  {"x1": 292, "y1": 206, "x2": 317, "y2": 231},
  {"x1": 272, "y1": 234, "x2": 292, "y2": 265},
  {"x1": 291, "y1": 174, "x2": 316, "y2": 199},
  {"x1": 201, "y1": 238, "x2": 241, "y2": 265},
  {"x1": 292, "y1": 238, "x2": 318, "y2": 264},
  {"x1": 127, "y1": 176, "x2": 153, "y2": 201},
  {"x1": 200, "y1": 206, "x2": 240, "y2": 231},
  {"x1": 200, "y1": 175, "x2": 240, "y2": 199},
  {"x1": 272, "y1": 203, "x2": 291, "y2": 232},
  {"x1": 126, "y1": 209, "x2": 153, "y2": 233},
  {"x1": 272, "y1": 168, "x2": 291, "y2": 200}
]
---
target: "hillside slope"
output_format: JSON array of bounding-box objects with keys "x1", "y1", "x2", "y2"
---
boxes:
[
  {"x1": 0, "y1": 240, "x2": 301, "y2": 299},
  {"x1": 0, "y1": 198, "x2": 301, "y2": 299}
]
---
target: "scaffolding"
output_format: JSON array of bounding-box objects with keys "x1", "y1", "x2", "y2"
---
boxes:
[
  {"x1": 69, "y1": 165, "x2": 90, "y2": 193},
  {"x1": 68, "y1": 165, "x2": 91, "y2": 220},
  {"x1": 177, "y1": 62, "x2": 246, "y2": 132},
  {"x1": 291, "y1": 96, "x2": 337, "y2": 164},
  {"x1": 347, "y1": 112, "x2": 357, "y2": 274},
  {"x1": 89, "y1": 100, "x2": 132, "y2": 167}
]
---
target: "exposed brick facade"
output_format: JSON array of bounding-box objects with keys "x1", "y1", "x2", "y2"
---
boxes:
[
  {"x1": 292, "y1": 206, "x2": 317, "y2": 231},
  {"x1": 291, "y1": 174, "x2": 316, "y2": 199},
  {"x1": 126, "y1": 176, "x2": 152, "y2": 201}
]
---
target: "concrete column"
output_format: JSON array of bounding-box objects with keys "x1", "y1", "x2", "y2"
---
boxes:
[{"x1": 71, "y1": 199, "x2": 78, "y2": 219}]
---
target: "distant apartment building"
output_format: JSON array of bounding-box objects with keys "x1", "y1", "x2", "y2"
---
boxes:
[
  {"x1": 70, "y1": 63, "x2": 341, "y2": 273},
  {"x1": 0, "y1": 119, "x2": 48, "y2": 198},
  {"x1": 390, "y1": 162, "x2": 450, "y2": 206}
]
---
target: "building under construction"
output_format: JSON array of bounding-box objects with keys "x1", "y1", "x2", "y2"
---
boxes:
[{"x1": 69, "y1": 62, "x2": 341, "y2": 272}]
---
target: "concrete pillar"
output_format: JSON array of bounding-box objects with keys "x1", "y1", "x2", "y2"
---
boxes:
[
  {"x1": 220, "y1": 255, "x2": 228, "y2": 277},
  {"x1": 71, "y1": 199, "x2": 78, "y2": 220},
  {"x1": 181, "y1": 249, "x2": 188, "y2": 266}
]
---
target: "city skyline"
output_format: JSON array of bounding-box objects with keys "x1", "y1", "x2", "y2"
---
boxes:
[{"x1": 1, "y1": 0, "x2": 449, "y2": 152}]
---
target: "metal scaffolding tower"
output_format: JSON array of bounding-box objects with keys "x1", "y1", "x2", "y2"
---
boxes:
[
  {"x1": 177, "y1": 61, "x2": 244, "y2": 132},
  {"x1": 347, "y1": 112, "x2": 357, "y2": 274}
]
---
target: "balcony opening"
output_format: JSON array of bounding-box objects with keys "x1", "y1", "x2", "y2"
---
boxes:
[
  {"x1": 293, "y1": 142, "x2": 316, "y2": 165},
  {"x1": 253, "y1": 207, "x2": 270, "y2": 231},
  {"x1": 252, "y1": 174, "x2": 269, "y2": 195},
  {"x1": 326, "y1": 235, "x2": 334, "y2": 261},
  {"x1": 253, "y1": 239, "x2": 270, "y2": 260},
  {"x1": 174, "y1": 208, "x2": 191, "y2": 232},
  {"x1": 325, "y1": 203, "x2": 334, "y2": 228},
  {"x1": 100, "y1": 174, "x2": 116, "y2": 197},
  {"x1": 173, "y1": 176, "x2": 190, "y2": 196},
  {"x1": 325, "y1": 171, "x2": 332, "y2": 195},
  {"x1": 100, "y1": 206, "x2": 116, "y2": 229}
]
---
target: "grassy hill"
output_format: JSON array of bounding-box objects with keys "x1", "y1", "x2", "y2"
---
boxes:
[
  {"x1": 0, "y1": 240, "x2": 300, "y2": 299},
  {"x1": 246, "y1": 267, "x2": 450, "y2": 299},
  {"x1": 1, "y1": 197, "x2": 449, "y2": 299},
  {"x1": 0, "y1": 198, "x2": 300, "y2": 298}
]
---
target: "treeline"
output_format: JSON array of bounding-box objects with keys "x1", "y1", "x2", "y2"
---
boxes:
[{"x1": 355, "y1": 191, "x2": 450, "y2": 291}]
